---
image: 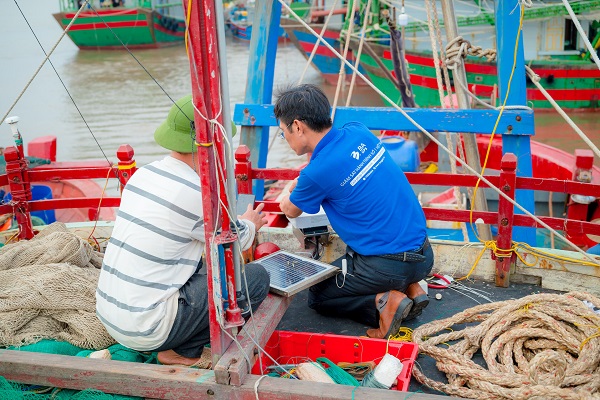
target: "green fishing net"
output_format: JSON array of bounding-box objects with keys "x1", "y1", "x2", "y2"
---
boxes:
[{"x1": 1, "y1": 340, "x2": 156, "y2": 399}]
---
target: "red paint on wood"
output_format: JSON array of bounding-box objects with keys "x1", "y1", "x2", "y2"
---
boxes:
[
  {"x1": 496, "y1": 153, "x2": 517, "y2": 287},
  {"x1": 67, "y1": 20, "x2": 149, "y2": 31}
]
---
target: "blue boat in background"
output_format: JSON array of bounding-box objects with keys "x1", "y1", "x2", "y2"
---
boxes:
[{"x1": 225, "y1": 0, "x2": 288, "y2": 41}]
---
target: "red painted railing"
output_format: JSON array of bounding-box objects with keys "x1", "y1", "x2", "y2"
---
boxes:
[
  {"x1": 0, "y1": 144, "x2": 136, "y2": 240},
  {"x1": 235, "y1": 145, "x2": 600, "y2": 287}
]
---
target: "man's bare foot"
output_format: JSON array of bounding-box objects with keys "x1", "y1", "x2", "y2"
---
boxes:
[{"x1": 157, "y1": 349, "x2": 201, "y2": 366}]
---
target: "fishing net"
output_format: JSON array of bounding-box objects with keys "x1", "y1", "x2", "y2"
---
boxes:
[
  {"x1": 0, "y1": 222, "x2": 115, "y2": 349},
  {"x1": 0, "y1": 375, "x2": 139, "y2": 400}
]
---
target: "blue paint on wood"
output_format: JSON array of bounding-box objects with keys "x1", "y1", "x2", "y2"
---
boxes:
[
  {"x1": 241, "y1": 0, "x2": 282, "y2": 200},
  {"x1": 496, "y1": 0, "x2": 536, "y2": 245},
  {"x1": 233, "y1": 104, "x2": 535, "y2": 135}
]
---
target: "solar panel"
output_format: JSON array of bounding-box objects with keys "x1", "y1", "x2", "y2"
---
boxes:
[{"x1": 257, "y1": 250, "x2": 339, "y2": 297}]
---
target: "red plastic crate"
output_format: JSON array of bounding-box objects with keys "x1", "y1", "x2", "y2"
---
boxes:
[{"x1": 251, "y1": 330, "x2": 418, "y2": 391}]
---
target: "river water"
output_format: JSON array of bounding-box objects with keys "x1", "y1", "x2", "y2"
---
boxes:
[{"x1": 1, "y1": 0, "x2": 598, "y2": 169}]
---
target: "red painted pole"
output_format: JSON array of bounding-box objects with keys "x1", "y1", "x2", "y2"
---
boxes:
[
  {"x1": 234, "y1": 145, "x2": 253, "y2": 194},
  {"x1": 495, "y1": 153, "x2": 517, "y2": 287},
  {"x1": 184, "y1": 0, "x2": 244, "y2": 359},
  {"x1": 185, "y1": 0, "x2": 225, "y2": 359},
  {"x1": 116, "y1": 144, "x2": 136, "y2": 191},
  {"x1": 191, "y1": 0, "x2": 242, "y2": 328},
  {"x1": 566, "y1": 149, "x2": 595, "y2": 247},
  {"x1": 4, "y1": 146, "x2": 34, "y2": 240}
]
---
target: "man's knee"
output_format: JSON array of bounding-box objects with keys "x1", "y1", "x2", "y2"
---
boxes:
[
  {"x1": 246, "y1": 262, "x2": 270, "y2": 298},
  {"x1": 307, "y1": 286, "x2": 321, "y2": 311}
]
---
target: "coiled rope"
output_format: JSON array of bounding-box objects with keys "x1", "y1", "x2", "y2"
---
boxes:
[{"x1": 412, "y1": 291, "x2": 600, "y2": 399}]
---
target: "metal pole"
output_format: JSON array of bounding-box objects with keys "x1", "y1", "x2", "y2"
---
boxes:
[
  {"x1": 440, "y1": 0, "x2": 491, "y2": 241},
  {"x1": 214, "y1": 0, "x2": 243, "y2": 295},
  {"x1": 495, "y1": 0, "x2": 536, "y2": 245},
  {"x1": 239, "y1": 0, "x2": 281, "y2": 200}
]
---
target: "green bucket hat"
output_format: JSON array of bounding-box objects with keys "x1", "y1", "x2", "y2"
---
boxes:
[{"x1": 155, "y1": 95, "x2": 238, "y2": 153}]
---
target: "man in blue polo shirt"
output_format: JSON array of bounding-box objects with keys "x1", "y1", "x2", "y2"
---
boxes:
[{"x1": 276, "y1": 84, "x2": 434, "y2": 339}]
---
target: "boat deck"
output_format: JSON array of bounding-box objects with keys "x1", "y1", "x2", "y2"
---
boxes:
[{"x1": 277, "y1": 278, "x2": 561, "y2": 396}]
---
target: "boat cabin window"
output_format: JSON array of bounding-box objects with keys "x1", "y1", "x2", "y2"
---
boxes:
[{"x1": 564, "y1": 19, "x2": 578, "y2": 51}]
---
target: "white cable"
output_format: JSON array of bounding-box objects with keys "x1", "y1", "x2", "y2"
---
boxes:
[
  {"x1": 560, "y1": 0, "x2": 600, "y2": 70},
  {"x1": 254, "y1": 374, "x2": 268, "y2": 400},
  {"x1": 296, "y1": 0, "x2": 341, "y2": 85},
  {"x1": 448, "y1": 286, "x2": 482, "y2": 304},
  {"x1": 277, "y1": 0, "x2": 600, "y2": 266},
  {"x1": 525, "y1": 66, "x2": 600, "y2": 161},
  {"x1": 1, "y1": 0, "x2": 89, "y2": 127}
]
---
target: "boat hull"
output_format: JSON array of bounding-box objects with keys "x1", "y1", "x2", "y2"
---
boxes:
[
  {"x1": 280, "y1": 19, "x2": 368, "y2": 85},
  {"x1": 227, "y1": 20, "x2": 287, "y2": 42},
  {"x1": 52, "y1": 8, "x2": 184, "y2": 50},
  {"x1": 352, "y1": 39, "x2": 600, "y2": 110}
]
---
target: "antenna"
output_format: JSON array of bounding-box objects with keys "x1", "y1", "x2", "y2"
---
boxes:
[{"x1": 4, "y1": 116, "x2": 24, "y2": 156}]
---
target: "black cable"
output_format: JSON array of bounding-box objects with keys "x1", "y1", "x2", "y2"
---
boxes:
[{"x1": 13, "y1": 0, "x2": 114, "y2": 168}]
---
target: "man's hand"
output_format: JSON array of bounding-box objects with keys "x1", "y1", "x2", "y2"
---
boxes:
[
  {"x1": 240, "y1": 203, "x2": 268, "y2": 232},
  {"x1": 288, "y1": 178, "x2": 298, "y2": 193},
  {"x1": 279, "y1": 195, "x2": 303, "y2": 219}
]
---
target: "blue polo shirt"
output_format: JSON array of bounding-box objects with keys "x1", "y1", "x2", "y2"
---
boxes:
[{"x1": 289, "y1": 122, "x2": 426, "y2": 256}]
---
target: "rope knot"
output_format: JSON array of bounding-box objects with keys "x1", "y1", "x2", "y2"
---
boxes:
[
  {"x1": 444, "y1": 36, "x2": 469, "y2": 70},
  {"x1": 525, "y1": 65, "x2": 541, "y2": 83},
  {"x1": 444, "y1": 36, "x2": 497, "y2": 70},
  {"x1": 528, "y1": 350, "x2": 567, "y2": 386}
]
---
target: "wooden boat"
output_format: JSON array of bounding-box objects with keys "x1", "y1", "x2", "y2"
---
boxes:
[
  {"x1": 53, "y1": 0, "x2": 186, "y2": 50},
  {"x1": 1, "y1": 0, "x2": 600, "y2": 398},
  {"x1": 280, "y1": 17, "x2": 368, "y2": 84},
  {"x1": 282, "y1": 0, "x2": 600, "y2": 110}
]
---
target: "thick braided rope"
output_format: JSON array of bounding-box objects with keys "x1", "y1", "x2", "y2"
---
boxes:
[
  {"x1": 412, "y1": 292, "x2": 600, "y2": 399},
  {"x1": 445, "y1": 36, "x2": 497, "y2": 71}
]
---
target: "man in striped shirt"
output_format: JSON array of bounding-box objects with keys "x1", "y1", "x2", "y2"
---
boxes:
[{"x1": 96, "y1": 95, "x2": 270, "y2": 366}]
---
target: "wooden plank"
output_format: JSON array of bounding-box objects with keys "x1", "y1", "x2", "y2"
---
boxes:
[
  {"x1": 515, "y1": 265, "x2": 600, "y2": 296},
  {"x1": 214, "y1": 294, "x2": 292, "y2": 386},
  {"x1": 0, "y1": 350, "x2": 450, "y2": 400}
]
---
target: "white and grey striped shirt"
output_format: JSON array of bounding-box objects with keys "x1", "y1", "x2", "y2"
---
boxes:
[{"x1": 96, "y1": 156, "x2": 255, "y2": 350}]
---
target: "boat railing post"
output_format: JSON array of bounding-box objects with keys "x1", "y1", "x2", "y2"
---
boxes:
[
  {"x1": 495, "y1": 152, "x2": 517, "y2": 287},
  {"x1": 235, "y1": 145, "x2": 253, "y2": 195},
  {"x1": 116, "y1": 144, "x2": 136, "y2": 192},
  {"x1": 566, "y1": 149, "x2": 595, "y2": 246},
  {"x1": 3, "y1": 146, "x2": 35, "y2": 240}
]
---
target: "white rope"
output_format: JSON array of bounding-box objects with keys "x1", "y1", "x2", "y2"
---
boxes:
[
  {"x1": 254, "y1": 374, "x2": 268, "y2": 400},
  {"x1": 425, "y1": 0, "x2": 469, "y2": 243},
  {"x1": 525, "y1": 66, "x2": 600, "y2": 160},
  {"x1": 277, "y1": 0, "x2": 600, "y2": 266},
  {"x1": 345, "y1": 0, "x2": 372, "y2": 107},
  {"x1": 1, "y1": 0, "x2": 89, "y2": 127},
  {"x1": 331, "y1": 0, "x2": 360, "y2": 120},
  {"x1": 296, "y1": 0, "x2": 341, "y2": 85},
  {"x1": 560, "y1": 0, "x2": 600, "y2": 70}
]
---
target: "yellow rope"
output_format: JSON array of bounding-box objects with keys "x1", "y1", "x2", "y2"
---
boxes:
[
  {"x1": 457, "y1": 238, "x2": 600, "y2": 281},
  {"x1": 469, "y1": 4, "x2": 525, "y2": 242},
  {"x1": 185, "y1": 0, "x2": 192, "y2": 54},
  {"x1": 389, "y1": 327, "x2": 413, "y2": 342}
]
